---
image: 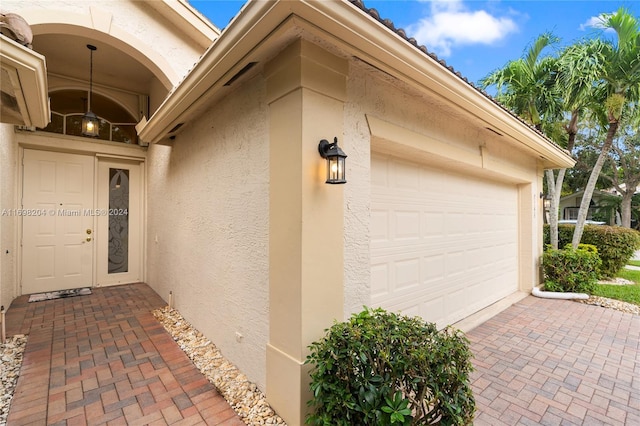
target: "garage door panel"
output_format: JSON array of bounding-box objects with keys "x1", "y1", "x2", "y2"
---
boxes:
[
  {"x1": 395, "y1": 211, "x2": 421, "y2": 240},
  {"x1": 371, "y1": 210, "x2": 390, "y2": 242},
  {"x1": 371, "y1": 154, "x2": 519, "y2": 328},
  {"x1": 371, "y1": 263, "x2": 390, "y2": 298},
  {"x1": 423, "y1": 254, "x2": 445, "y2": 281},
  {"x1": 395, "y1": 258, "x2": 421, "y2": 290}
]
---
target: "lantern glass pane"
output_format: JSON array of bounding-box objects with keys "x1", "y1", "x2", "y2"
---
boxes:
[
  {"x1": 329, "y1": 157, "x2": 339, "y2": 181},
  {"x1": 338, "y1": 157, "x2": 345, "y2": 181}
]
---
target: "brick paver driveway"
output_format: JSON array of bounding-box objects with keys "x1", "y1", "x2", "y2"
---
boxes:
[
  {"x1": 468, "y1": 296, "x2": 639, "y2": 425},
  {"x1": 5, "y1": 285, "x2": 638, "y2": 425}
]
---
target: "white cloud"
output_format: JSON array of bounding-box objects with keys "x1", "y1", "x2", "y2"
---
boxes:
[
  {"x1": 579, "y1": 12, "x2": 617, "y2": 32},
  {"x1": 407, "y1": 0, "x2": 518, "y2": 57},
  {"x1": 579, "y1": 16, "x2": 604, "y2": 31}
]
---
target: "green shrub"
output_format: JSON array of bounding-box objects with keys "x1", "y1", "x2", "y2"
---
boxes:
[
  {"x1": 544, "y1": 224, "x2": 640, "y2": 278},
  {"x1": 542, "y1": 246, "x2": 601, "y2": 293},
  {"x1": 305, "y1": 307, "x2": 475, "y2": 426}
]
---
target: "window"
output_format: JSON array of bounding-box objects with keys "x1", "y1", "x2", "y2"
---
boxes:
[
  {"x1": 563, "y1": 207, "x2": 595, "y2": 220},
  {"x1": 38, "y1": 90, "x2": 138, "y2": 144}
]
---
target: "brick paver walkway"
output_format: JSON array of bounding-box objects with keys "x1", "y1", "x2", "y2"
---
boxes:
[
  {"x1": 468, "y1": 296, "x2": 640, "y2": 425},
  {"x1": 5, "y1": 283, "x2": 244, "y2": 425}
]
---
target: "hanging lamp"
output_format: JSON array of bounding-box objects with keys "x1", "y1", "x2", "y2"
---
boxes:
[{"x1": 81, "y1": 44, "x2": 99, "y2": 137}]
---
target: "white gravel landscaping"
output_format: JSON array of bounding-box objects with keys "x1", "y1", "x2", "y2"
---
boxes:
[
  {"x1": 0, "y1": 334, "x2": 27, "y2": 425},
  {"x1": 152, "y1": 306, "x2": 287, "y2": 425}
]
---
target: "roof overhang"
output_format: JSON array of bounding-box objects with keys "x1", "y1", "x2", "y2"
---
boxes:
[
  {"x1": 146, "y1": 0, "x2": 221, "y2": 48},
  {"x1": 139, "y1": 0, "x2": 575, "y2": 170},
  {"x1": 0, "y1": 35, "x2": 50, "y2": 128}
]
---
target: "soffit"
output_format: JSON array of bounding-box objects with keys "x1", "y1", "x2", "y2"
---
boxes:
[{"x1": 0, "y1": 35, "x2": 50, "y2": 128}]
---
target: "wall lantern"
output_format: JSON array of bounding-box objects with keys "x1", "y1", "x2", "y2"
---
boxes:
[
  {"x1": 540, "y1": 192, "x2": 552, "y2": 211},
  {"x1": 318, "y1": 137, "x2": 347, "y2": 184},
  {"x1": 81, "y1": 44, "x2": 100, "y2": 137}
]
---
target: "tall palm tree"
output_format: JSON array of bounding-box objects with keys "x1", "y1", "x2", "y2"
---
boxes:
[
  {"x1": 481, "y1": 33, "x2": 580, "y2": 249},
  {"x1": 602, "y1": 105, "x2": 640, "y2": 228},
  {"x1": 568, "y1": 8, "x2": 640, "y2": 247},
  {"x1": 481, "y1": 33, "x2": 569, "y2": 248},
  {"x1": 481, "y1": 33, "x2": 561, "y2": 129}
]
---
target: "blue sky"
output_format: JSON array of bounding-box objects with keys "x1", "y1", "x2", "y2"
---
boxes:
[{"x1": 189, "y1": 0, "x2": 638, "y2": 85}]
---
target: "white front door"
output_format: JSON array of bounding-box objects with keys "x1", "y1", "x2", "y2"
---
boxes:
[{"x1": 22, "y1": 149, "x2": 95, "y2": 294}]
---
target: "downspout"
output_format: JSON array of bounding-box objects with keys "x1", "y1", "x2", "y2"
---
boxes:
[{"x1": 532, "y1": 285, "x2": 589, "y2": 300}]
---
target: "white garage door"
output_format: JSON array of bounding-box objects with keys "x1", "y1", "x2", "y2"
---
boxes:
[{"x1": 371, "y1": 154, "x2": 519, "y2": 328}]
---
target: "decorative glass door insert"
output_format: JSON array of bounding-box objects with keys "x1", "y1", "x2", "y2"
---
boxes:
[
  {"x1": 97, "y1": 159, "x2": 142, "y2": 286},
  {"x1": 108, "y1": 168, "x2": 129, "y2": 273}
]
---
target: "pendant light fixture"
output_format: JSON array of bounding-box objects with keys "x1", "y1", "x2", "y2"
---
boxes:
[{"x1": 81, "y1": 44, "x2": 99, "y2": 137}]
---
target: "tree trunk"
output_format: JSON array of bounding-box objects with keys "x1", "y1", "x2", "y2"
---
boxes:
[
  {"x1": 545, "y1": 168, "x2": 567, "y2": 250},
  {"x1": 572, "y1": 121, "x2": 620, "y2": 247},
  {"x1": 621, "y1": 191, "x2": 633, "y2": 228}
]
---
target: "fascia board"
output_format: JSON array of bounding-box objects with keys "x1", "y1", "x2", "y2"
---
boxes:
[
  {"x1": 147, "y1": 0, "x2": 221, "y2": 48},
  {"x1": 0, "y1": 36, "x2": 50, "y2": 128}
]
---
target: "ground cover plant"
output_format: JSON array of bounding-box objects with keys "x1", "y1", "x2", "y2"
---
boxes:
[{"x1": 305, "y1": 307, "x2": 475, "y2": 426}]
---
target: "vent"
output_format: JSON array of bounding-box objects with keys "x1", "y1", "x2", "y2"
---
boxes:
[
  {"x1": 224, "y1": 62, "x2": 258, "y2": 86},
  {"x1": 169, "y1": 122, "x2": 184, "y2": 133}
]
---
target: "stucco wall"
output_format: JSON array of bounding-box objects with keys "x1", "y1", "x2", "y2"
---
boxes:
[
  {"x1": 0, "y1": 124, "x2": 18, "y2": 309},
  {"x1": 146, "y1": 74, "x2": 270, "y2": 390},
  {"x1": 342, "y1": 59, "x2": 540, "y2": 317}
]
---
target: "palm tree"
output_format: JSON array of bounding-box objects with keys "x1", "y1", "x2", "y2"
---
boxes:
[
  {"x1": 568, "y1": 8, "x2": 640, "y2": 247},
  {"x1": 481, "y1": 33, "x2": 569, "y2": 249},
  {"x1": 602, "y1": 106, "x2": 640, "y2": 227},
  {"x1": 481, "y1": 33, "x2": 561, "y2": 129}
]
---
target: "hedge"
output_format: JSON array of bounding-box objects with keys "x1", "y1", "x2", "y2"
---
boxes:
[
  {"x1": 542, "y1": 245, "x2": 601, "y2": 293},
  {"x1": 544, "y1": 224, "x2": 640, "y2": 278}
]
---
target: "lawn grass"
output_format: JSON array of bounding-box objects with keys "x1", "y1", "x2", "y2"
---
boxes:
[
  {"x1": 626, "y1": 260, "x2": 640, "y2": 267},
  {"x1": 592, "y1": 267, "x2": 640, "y2": 306},
  {"x1": 617, "y1": 268, "x2": 640, "y2": 283}
]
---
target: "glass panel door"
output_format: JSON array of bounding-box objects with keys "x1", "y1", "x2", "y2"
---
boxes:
[{"x1": 97, "y1": 159, "x2": 142, "y2": 286}]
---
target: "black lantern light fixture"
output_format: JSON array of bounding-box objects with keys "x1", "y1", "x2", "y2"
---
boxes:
[
  {"x1": 540, "y1": 192, "x2": 552, "y2": 211},
  {"x1": 318, "y1": 137, "x2": 347, "y2": 184},
  {"x1": 81, "y1": 44, "x2": 100, "y2": 137}
]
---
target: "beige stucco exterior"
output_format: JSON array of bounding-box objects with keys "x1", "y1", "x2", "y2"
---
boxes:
[
  {"x1": 1, "y1": 1, "x2": 576, "y2": 426},
  {"x1": 265, "y1": 39, "x2": 347, "y2": 420},
  {"x1": 146, "y1": 72, "x2": 270, "y2": 389},
  {"x1": 0, "y1": 125, "x2": 18, "y2": 309}
]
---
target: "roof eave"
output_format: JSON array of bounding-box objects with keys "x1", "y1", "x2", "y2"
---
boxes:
[
  {"x1": 0, "y1": 35, "x2": 50, "y2": 128},
  {"x1": 146, "y1": 0, "x2": 221, "y2": 48},
  {"x1": 139, "y1": 0, "x2": 575, "y2": 170}
]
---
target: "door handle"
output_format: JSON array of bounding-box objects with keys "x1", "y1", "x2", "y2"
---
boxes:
[{"x1": 86, "y1": 237, "x2": 92, "y2": 242}]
